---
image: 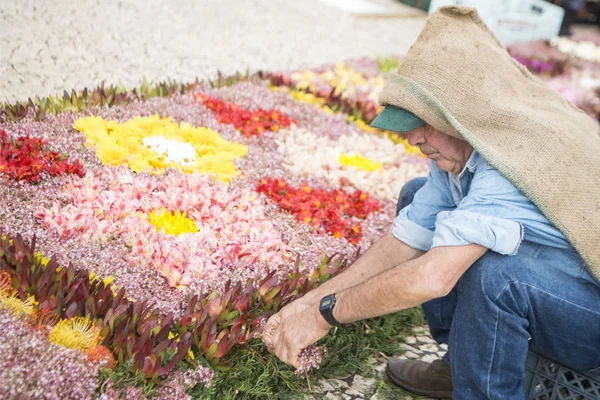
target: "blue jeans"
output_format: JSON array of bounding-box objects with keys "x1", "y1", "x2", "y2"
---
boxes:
[{"x1": 398, "y1": 178, "x2": 600, "y2": 399}]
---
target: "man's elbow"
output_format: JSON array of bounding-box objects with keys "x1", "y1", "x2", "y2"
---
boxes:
[
  {"x1": 429, "y1": 279, "x2": 455, "y2": 299},
  {"x1": 414, "y1": 272, "x2": 452, "y2": 302},
  {"x1": 419, "y1": 262, "x2": 459, "y2": 300}
]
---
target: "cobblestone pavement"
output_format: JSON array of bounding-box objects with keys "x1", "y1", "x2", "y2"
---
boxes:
[
  {"x1": 1, "y1": 0, "x2": 426, "y2": 103},
  {"x1": 307, "y1": 326, "x2": 446, "y2": 400}
]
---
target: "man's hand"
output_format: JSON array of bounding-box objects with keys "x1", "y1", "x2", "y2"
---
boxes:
[
  {"x1": 262, "y1": 297, "x2": 309, "y2": 350},
  {"x1": 262, "y1": 297, "x2": 331, "y2": 368}
]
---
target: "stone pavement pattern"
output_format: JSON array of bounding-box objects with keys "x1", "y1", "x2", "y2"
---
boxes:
[
  {"x1": 1, "y1": 0, "x2": 426, "y2": 103},
  {"x1": 1, "y1": 1, "x2": 438, "y2": 399},
  {"x1": 308, "y1": 326, "x2": 445, "y2": 400}
]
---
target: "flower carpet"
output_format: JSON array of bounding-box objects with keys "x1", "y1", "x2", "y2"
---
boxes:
[{"x1": 0, "y1": 37, "x2": 598, "y2": 399}]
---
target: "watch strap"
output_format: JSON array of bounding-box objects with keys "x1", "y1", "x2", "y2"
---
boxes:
[{"x1": 319, "y1": 294, "x2": 342, "y2": 327}]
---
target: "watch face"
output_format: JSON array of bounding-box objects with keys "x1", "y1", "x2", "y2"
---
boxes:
[{"x1": 322, "y1": 298, "x2": 332, "y2": 307}]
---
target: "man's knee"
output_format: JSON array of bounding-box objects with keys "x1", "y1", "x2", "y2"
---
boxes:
[{"x1": 458, "y1": 251, "x2": 527, "y2": 300}]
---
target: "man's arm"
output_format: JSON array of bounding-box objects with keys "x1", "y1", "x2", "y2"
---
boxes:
[
  {"x1": 332, "y1": 244, "x2": 487, "y2": 323},
  {"x1": 266, "y1": 244, "x2": 487, "y2": 367},
  {"x1": 302, "y1": 232, "x2": 424, "y2": 304},
  {"x1": 262, "y1": 233, "x2": 422, "y2": 355}
]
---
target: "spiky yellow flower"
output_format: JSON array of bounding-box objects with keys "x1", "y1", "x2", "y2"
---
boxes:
[
  {"x1": 49, "y1": 316, "x2": 100, "y2": 351},
  {"x1": 338, "y1": 153, "x2": 382, "y2": 172},
  {"x1": 148, "y1": 208, "x2": 199, "y2": 235},
  {"x1": 0, "y1": 294, "x2": 36, "y2": 318}
]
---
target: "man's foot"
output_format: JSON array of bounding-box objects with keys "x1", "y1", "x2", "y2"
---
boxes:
[{"x1": 386, "y1": 358, "x2": 453, "y2": 399}]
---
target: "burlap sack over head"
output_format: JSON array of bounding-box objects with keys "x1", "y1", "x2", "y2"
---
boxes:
[{"x1": 379, "y1": 6, "x2": 600, "y2": 280}]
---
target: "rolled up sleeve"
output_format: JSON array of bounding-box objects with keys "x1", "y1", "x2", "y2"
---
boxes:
[
  {"x1": 393, "y1": 208, "x2": 435, "y2": 251},
  {"x1": 430, "y1": 163, "x2": 530, "y2": 255},
  {"x1": 432, "y1": 210, "x2": 523, "y2": 255},
  {"x1": 392, "y1": 163, "x2": 455, "y2": 251}
]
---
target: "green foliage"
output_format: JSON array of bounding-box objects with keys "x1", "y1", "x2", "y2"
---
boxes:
[
  {"x1": 378, "y1": 56, "x2": 400, "y2": 73},
  {"x1": 190, "y1": 309, "x2": 424, "y2": 399},
  {"x1": 0, "y1": 232, "x2": 356, "y2": 388},
  {"x1": 0, "y1": 77, "x2": 209, "y2": 122},
  {"x1": 208, "y1": 69, "x2": 257, "y2": 88},
  {"x1": 98, "y1": 360, "x2": 157, "y2": 397},
  {"x1": 316, "y1": 307, "x2": 424, "y2": 379}
]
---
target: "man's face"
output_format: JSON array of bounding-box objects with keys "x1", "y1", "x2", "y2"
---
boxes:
[{"x1": 398, "y1": 125, "x2": 473, "y2": 174}]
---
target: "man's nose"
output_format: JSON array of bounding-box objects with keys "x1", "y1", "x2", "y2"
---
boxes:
[{"x1": 406, "y1": 130, "x2": 424, "y2": 146}]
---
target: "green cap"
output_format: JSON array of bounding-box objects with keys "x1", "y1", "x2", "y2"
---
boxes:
[{"x1": 370, "y1": 105, "x2": 424, "y2": 132}]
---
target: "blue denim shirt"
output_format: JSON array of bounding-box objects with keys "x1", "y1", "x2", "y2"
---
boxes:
[{"x1": 392, "y1": 151, "x2": 574, "y2": 255}]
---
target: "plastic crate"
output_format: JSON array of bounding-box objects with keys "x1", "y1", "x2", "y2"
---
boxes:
[
  {"x1": 524, "y1": 350, "x2": 600, "y2": 399},
  {"x1": 428, "y1": 0, "x2": 565, "y2": 44}
]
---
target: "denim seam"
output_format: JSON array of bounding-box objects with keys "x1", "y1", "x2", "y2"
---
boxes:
[
  {"x1": 532, "y1": 243, "x2": 545, "y2": 258},
  {"x1": 487, "y1": 300, "x2": 502, "y2": 398},
  {"x1": 486, "y1": 279, "x2": 521, "y2": 398},
  {"x1": 517, "y1": 282, "x2": 600, "y2": 315}
]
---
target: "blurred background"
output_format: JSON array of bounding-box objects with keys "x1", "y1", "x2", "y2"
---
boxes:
[{"x1": 1, "y1": 0, "x2": 598, "y2": 103}]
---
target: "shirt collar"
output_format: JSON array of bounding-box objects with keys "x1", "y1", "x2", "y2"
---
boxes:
[{"x1": 456, "y1": 150, "x2": 479, "y2": 179}]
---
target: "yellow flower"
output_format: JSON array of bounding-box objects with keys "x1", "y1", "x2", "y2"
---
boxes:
[
  {"x1": 0, "y1": 293, "x2": 36, "y2": 318},
  {"x1": 96, "y1": 139, "x2": 129, "y2": 165},
  {"x1": 349, "y1": 117, "x2": 424, "y2": 157},
  {"x1": 289, "y1": 89, "x2": 334, "y2": 114},
  {"x1": 103, "y1": 276, "x2": 114, "y2": 285},
  {"x1": 49, "y1": 316, "x2": 100, "y2": 351},
  {"x1": 34, "y1": 253, "x2": 50, "y2": 266},
  {"x1": 88, "y1": 271, "x2": 114, "y2": 286},
  {"x1": 74, "y1": 115, "x2": 247, "y2": 181},
  {"x1": 339, "y1": 153, "x2": 382, "y2": 172},
  {"x1": 384, "y1": 132, "x2": 424, "y2": 157},
  {"x1": 148, "y1": 209, "x2": 199, "y2": 235}
]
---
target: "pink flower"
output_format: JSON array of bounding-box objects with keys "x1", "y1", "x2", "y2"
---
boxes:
[{"x1": 38, "y1": 166, "x2": 291, "y2": 289}]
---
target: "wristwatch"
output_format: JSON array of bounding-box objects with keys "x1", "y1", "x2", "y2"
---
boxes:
[{"x1": 319, "y1": 294, "x2": 342, "y2": 327}]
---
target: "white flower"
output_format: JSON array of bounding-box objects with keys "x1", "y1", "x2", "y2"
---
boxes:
[
  {"x1": 142, "y1": 136, "x2": 197, "y2": 165},
  {"x1": 276, "y1": 126, "x2": 428, "y2": 201}
]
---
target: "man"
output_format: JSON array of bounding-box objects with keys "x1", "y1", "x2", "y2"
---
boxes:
[{"x1": 263, "y1": 6, "x2": 600, "y2": 399}]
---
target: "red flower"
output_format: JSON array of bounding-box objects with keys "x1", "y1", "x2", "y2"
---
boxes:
[
  {"x1": 256, "y1": 178, "x2": 379, "y2": 244},
  {"x1": 0, "y1": 128, "x2": 85, "y2": 183},
  {"x1": 194, "y1": 94, "x2": 295, "y2": 137}
]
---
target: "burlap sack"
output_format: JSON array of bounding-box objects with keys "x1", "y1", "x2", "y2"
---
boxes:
[{"x1": 379, "y1": 6, "x2": 600, "y2": 280}]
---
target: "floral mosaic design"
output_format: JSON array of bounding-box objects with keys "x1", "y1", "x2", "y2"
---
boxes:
[
  {"x1": 74, "y1": 115, "x2": 247, "y2": 179},
  {"x1": 37, "y1": 168, "x2": 290, "y2": 288},
  {"x1": 1, "y1": 42, "x2": 598, "y2": 398}
]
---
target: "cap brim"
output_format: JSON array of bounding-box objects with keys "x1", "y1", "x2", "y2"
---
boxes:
[{"x1": 370, "y1": 106, "x2": 424, "y2": 133}]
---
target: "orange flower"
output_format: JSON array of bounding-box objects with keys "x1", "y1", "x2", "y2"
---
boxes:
[
  {"x1": 86, "y1": 345, "x2": 116, "y2": 369},
  {"x1": 0, "y1": 271, "x2": 11, "y2": 293}
]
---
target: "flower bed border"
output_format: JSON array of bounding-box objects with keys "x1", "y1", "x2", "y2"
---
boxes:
[{"x1": 0, "y1": 232, "x2": 353, "y2": 383}]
